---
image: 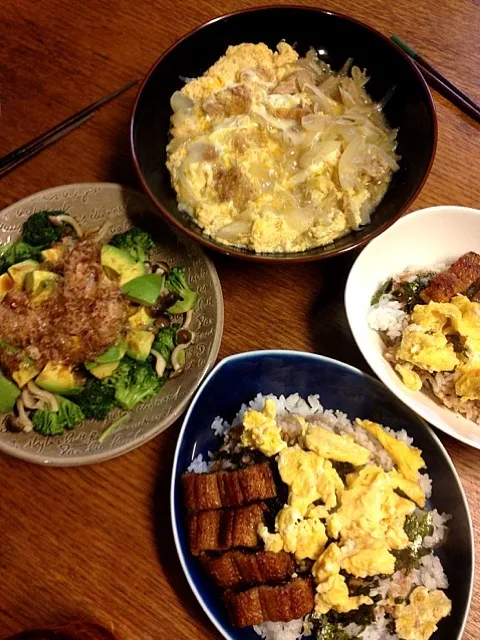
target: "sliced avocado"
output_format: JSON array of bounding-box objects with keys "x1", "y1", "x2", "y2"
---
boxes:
[
  {"x1": 12, "y1": 361, "x2": 41, "y2": 388},
  {"x1": 121, "y1": 274, "x2": 164, "y2": 306},
  {"x1": 0, "y1": 272, "x2": 14, "y2": 302},
  {"x1": 101, "y1": 245, "x2": 146, "y2": 287},
  {"x1": 41, "y1": 246, "x2": 64, "y2": 265},
  {"x1": 8, "y1": 259, "x2": 40, "y2": 289},
  {"x1": 85, "y1": 344, "x2": 126, "y2": 370},
  {"x1": 128, "y1": 307, "x2": 155, "y2": 330},
  {"x1": 126, "y1": 329, "x2": 155, "y2": 361},
  {"x1": 36, "y1": 362, "x2": 84, "y2": 395},
  {"x1": 24, "y1": 270, "x2": 59, "y2": 294},
  {"x1": 30, "y1": 280, "x2": 57, "y2": 306},
  {"x1": 90, "y1": 361, "x2": 120, "y2": 379},
  {"x1": 0, "y1": 377, "x2": 21, "y2": 412}
]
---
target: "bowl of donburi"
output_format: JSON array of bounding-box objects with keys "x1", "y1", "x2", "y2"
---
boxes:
[
  {"x1": 171, "y1": 350, "x2": 473, "y2": 640},
  {"x1": 346, "y1": 204, "x2": 480, "y2": 449},
  {"x1": 132, "y1": 6, "x2": 436, "y2": 262}
]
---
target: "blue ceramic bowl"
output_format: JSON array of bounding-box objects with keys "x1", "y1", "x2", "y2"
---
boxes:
[{"x1": 170, "y1": 351, "x2": 473, "y2": 640}]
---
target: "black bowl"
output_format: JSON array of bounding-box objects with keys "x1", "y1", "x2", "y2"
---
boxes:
[{"x1": 131, "y1": 6, "x2": 437, "y2": 263}]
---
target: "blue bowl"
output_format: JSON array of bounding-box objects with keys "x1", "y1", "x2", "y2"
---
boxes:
[{"x1": 170, "y1": 350, "x2": 473, "y2": 640}]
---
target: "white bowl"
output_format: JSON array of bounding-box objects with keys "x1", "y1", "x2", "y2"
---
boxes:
[{"x1": 345, "y1": 205, "x2": 480, "y2": 449}]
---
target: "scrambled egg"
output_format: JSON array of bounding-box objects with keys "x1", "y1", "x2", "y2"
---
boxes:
[
  {"x1": 305, "y1": 425, "x2": 371, "y2": 465},
  {"x1": 356, "y1": 419, "x2": 425, "y2": 483},
  {"x1": 167, "y1": 42, "x2": 398, "y2": 253},
  {"x1": 240, "y1": 406, "x2": 449, "y2": 631},
  {"x1": 241, "y1": 398, "x2": 286, "y2": 456},
  {"x1": 394, "y1": 294, "x2": 480, "y2": 400},
  {"x1": 260, "y1": 506, "x2": 328, "y2": 560},
  {"x1": 394, "y1": 587, "x2": 452, "y2": 640},
  {"x1": 327, "y1": 466, "x2": 415, "y2": 550},
  {"x1": 277, "y1": 446, "x2": 343, "y2": 513}
]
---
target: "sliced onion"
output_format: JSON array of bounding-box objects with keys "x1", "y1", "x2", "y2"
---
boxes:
[
  {"x1": 170, "y1": 90, "x2": 194, "y2": 112},
  {"x1": 216, "y1": 220, "x2": 252, "y2": 241},
  {"x1": 298, "y1": 140, "x2": 342, "y2": 169},
  {"x1": 339, "y1": 58, "x2": 354, "y2": 76},
  {"x1": 282, "y1": 206, "x2": 316, "y2": 234},
  {"x1": 351, "y1": 66, "x2": 369, "y2": 87},
  {"x1": 150, "y1": 349, "x2": 167, "y2": 377},
  {"x1": 304, "y1": 84, "x2": 338, "y2": 115},
  {"x1": 338, "y1": 136, "x2": 366, "y2": 190},
  {"x1": 301, "y1": 113, "x2": 327, "y2": 132},
  {"x1": 368, "y1": 144, "x2": 400, "y2": 171}
]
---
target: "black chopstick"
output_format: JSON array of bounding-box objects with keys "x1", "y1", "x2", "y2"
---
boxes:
[
  {"x1": 0, "y1": 78, "x2": 139, "y2": 179},
  {"x1": 391, "y1": 35, "x2": 480, "y2": 123}
]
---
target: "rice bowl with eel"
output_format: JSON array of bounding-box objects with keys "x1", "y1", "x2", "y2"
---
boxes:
[{"x1": 181, "y1": 392, "x2": 452, "y2": 640}]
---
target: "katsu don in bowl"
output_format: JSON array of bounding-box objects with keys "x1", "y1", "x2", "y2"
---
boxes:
[
  {"x1": 131, "y1": 6, "x2": 436, "y2": 262},
  {"x1": 166, "y1": 41, "x2": 399, "y2": 253}
]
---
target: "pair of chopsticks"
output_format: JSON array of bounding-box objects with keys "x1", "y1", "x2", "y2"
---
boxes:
[
  {"x1": 392, "y1": 35, "x2": 480, "y2": 123},
  {"x1": 0, "y1": 79, "x2": 139, "y2": 179}
]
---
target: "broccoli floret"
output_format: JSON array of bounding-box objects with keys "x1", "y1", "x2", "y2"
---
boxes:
[
  {"x1": 152, "y1": 325, "x2": 178, "y2": 366},
  {"x1": 22, "y1": 211, "x2": 64, "y2": 249},
  {"x1": 165, "y1": 266, "x2": 198, "y2": 314},
  {"x1": 107, "y1": 355, "x2": 164, "y2": 410},
  {"x1": 0, "y1": 240, "x2": 40, "y2": 273},
  {"x1": 32, "y1": 396, "x2": 85, "y2": 436},
  {"x1": 76, "y1": 378, "x2": 116, "y2": 420},
  {"x1": 109, "y1": 227, "x2": 155, "y2": 263}
]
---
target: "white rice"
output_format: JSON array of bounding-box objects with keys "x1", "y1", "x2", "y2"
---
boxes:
[
  {"x1": 367, "y1": 294, "x2": 407, "y2": 339},
  {"x1": 186, "y1": 393, "x2": 448, "y2": 640},
  {"x1": 254, "y1": 618, "x2": 304, "y2": 640},
  {"x1": 361, "y1": 612, "x2": 398, "y2": 640},
  {"x1": 423, "y1": 509, "x2": 451, "y2": 548}
]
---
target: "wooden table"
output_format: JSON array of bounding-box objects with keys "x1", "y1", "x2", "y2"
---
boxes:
[{"x1": 0, "y1": 0, "x2": 479, "y2": 637}]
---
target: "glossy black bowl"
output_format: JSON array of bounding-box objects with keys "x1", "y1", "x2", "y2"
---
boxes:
[{"x1": 131, "y1": 6, "x2": 437, "y2": 263}]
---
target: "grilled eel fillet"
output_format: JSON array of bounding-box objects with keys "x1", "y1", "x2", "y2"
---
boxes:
[
  {"x1": 182, "y1": 462, "x2": 276, "y2": 510},
  {"x1": 420, "y1": 251, "x2": 480, "y2": 303},
  {"x1": 188, "y1": 503, "x2": 266, "y2": 556},
  {"x1": 200, "y1": 550, "x2": 295, "y2": 588},
  {"x1": 223, "y1": 577, "x2": 315, "y2": 628}
]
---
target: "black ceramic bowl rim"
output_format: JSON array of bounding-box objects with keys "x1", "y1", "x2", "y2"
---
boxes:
[{"x1": 131, "y1": 5, "x2": 438, "y2": 263}]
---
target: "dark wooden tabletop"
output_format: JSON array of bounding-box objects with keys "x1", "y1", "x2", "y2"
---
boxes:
[{"x1": 1, "y1": 0, "x2": 479, "y2": 638}]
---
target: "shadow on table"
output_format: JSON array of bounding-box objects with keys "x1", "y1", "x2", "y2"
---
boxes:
[{"x1": 309, "y1": 250, "x2": 374, "y2": 375}]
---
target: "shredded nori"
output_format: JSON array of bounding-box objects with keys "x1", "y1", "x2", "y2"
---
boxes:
[
  {"x1": 393, "y1": 511, "x2": 434, "y2": 571},
  {"x1": 391, "y1": 273, "x2": 434, "y2": 312}
]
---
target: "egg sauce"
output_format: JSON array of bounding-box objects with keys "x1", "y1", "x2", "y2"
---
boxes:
[{"x1": 167, "y1": 42, "x2": 398, "y2": 253}]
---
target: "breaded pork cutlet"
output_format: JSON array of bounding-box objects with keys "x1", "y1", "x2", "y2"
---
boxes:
[
  {"x1": 200, "y1": 549, "x2": 294, "y2": 588},
  {"x1": 420, "y1": 251, "x2": 480, "y2": 303},
  {"x1": 223, "y1": 577, "x2": 315, "y2": 628},
  {"x1": 187, "y1": 503, "x2": 266, "y2": 556},
  {"x1": 182, "y1": 462, "x2": 277, "y2": 511}
]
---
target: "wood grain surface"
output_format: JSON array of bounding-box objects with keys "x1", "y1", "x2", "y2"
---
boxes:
[{"x1": 0, "y1": 0, "x2": 479, "y2": 638}]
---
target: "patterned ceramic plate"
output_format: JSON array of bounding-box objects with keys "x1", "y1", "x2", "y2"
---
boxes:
[{"x1": 0, "y1": 183, "x2": 224, "y2": 465}]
